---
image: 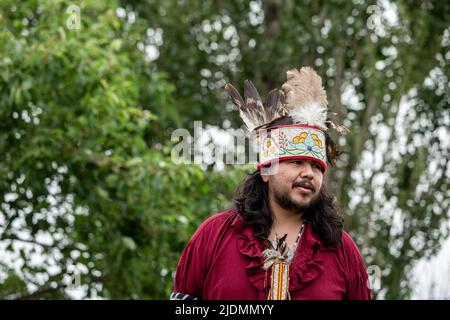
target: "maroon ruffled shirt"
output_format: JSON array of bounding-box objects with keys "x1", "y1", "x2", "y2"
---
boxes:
[{"x1": 173, "y1": 210, "x2": 371, "y2": 300}]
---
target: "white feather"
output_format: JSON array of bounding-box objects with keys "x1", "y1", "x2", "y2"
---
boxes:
[{"x1": 290, "y1": 102, "x2": 327, "y2": 130}]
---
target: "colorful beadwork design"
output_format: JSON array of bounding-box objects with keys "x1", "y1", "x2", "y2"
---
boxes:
[
  {"x1": 268, "y1": 262, "x2": 290, "y2": 300},
  {"x1": 257, "y1": 125, "x2": 327, "y2": 171}
]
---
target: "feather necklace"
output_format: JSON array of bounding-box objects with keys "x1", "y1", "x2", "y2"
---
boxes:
[{"x1": 262, "y1": 223, "x2": 305, "y2": 300}]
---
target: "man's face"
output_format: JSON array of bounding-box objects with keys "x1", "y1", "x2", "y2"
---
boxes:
[{"x1": 262, "y1": 159, "x2": 324, "y2": 213}]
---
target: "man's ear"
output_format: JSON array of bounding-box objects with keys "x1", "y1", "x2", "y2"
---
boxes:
[{"x1": 261, "y1": 173, "x2": 269, "y2": 183}]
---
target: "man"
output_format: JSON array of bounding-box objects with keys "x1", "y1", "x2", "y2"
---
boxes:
[{"x1": 171, "y1": 67, "x2": 371, "y2": 300}]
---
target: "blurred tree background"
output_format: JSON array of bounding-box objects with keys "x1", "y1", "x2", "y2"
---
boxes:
[{"x1": 0, "y1": 0, "x2": 448, "y2": 299}]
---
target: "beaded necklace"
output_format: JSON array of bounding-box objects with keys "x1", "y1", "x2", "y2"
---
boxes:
[{"x1": 263, "y1": 222, "x2": 305, "y2": 300}]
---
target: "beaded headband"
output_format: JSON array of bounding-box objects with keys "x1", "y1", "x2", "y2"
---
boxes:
[
  {"x1": 257, "y1": 124, "x2": 327, "y2": 172},
  {"x1": 225, "y1": 67, "x2": 347, "y2": 171}
]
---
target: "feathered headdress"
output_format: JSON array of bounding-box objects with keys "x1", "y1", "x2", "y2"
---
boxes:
[
  {"x1": 225, "y1": 66, "x2": 347, "y2": 171},
  {"x1": 224, "y1": 80, "x2": 287, "y2": 132}
]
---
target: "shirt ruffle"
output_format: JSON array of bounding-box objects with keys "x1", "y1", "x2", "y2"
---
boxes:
[
  {"x1": 289, "y1": 224, "x2": 324, "y2": 291},
  {"x1": 232, "y1": 214, "x2": 326, "y2": 294},
  {"x1": 234, "y1": 216, "x2": 268, "y2": 293},
  {"x1": 236, "y1": 217, "x2": 266, "y2": 292}
]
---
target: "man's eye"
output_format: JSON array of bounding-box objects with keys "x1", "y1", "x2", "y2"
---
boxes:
[{"x1": 313, "y1": 163, "x2": 324, "y2": 172}]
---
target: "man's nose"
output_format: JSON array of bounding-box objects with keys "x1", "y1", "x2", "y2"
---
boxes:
[{"x1": 300, "y1": 162, "x2": 314, "y2": 179}]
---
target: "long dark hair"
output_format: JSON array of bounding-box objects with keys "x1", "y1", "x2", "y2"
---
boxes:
[{"x1": 233, "y1": 170, "x2": 344, "y2": 247}]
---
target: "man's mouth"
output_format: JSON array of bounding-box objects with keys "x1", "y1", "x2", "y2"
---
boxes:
[
  {"x1": 293, "y1": 181, "x2": 315, "y2": 193},
  {"x1": 296, "y1": 186, "x2": 312, "y2": 192}
]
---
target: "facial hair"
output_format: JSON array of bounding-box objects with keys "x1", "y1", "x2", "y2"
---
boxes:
[{"x1": 273, "y1": 182, "x2": 321, "y2": 214}]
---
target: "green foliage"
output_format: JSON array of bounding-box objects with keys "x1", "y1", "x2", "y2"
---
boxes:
[
  {"x1": 0, "y1": 0, "x2": 246, "y2": 298},
  {"x1": 0, "y1": 264, "x2": 28, "y2": 299}
]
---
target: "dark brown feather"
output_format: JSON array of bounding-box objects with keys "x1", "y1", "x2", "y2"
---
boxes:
[
  {"x1": 224, "y1": 83, "x2": 245, "y2": 110},
  {"x1": 265, "y1": 89, "x2": 280, "y2": 121},
  {"x1": 325, "y1": 132, "x2": 342, "y2": 167},
  {"x1": 244, "y1": 80, "x2": 266, "y2": 125}
]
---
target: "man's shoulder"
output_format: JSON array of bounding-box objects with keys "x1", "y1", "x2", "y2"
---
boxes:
[
  {"x1": 192, "y1": 209, "x2": 240, "y2": 238},
  {"x1": 340, "y1": 230, "x2": 361, "y2": 251},
  {"x1": 339, "y1": 230, "x2": 366, "y2": 263},
  {"x1": 204, "y1": 209, "x2": 237, "y2": 223}
]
